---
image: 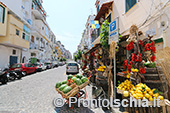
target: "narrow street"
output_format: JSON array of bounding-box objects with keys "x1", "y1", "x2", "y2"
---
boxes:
[{"x1": 0, "y1": 66, "x2": 67, "y2": 113}]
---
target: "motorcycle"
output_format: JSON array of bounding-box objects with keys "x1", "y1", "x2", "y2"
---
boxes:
[
  {"x1": 0, "y1": 68, "x2": 8, "y2": 84},
  {"x1": 7, "y1": 70, "x2": 22, "y2": 81}
]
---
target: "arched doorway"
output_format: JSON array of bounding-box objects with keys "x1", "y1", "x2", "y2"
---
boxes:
[{"x1": 22, "y1": 56, "x2": 26, "y2": 63}]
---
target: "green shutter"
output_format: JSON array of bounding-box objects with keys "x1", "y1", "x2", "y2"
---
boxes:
[
  {"x1": 0, "y1": 4, "x2": 5, "y2": 23},
  {"x1": 154, "y1": 38, "x2": 163, "y2": 44}
]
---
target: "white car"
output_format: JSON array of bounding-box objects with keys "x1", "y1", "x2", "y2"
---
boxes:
[{"x1": 66, "y1": 62, "x2": 79, "y2": 75}]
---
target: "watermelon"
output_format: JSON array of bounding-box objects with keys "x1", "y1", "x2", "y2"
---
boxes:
[
  {"x1": 75, "y1": 78, "x2": 82, "y2": 85},
  {"x1": 76, "y1": 74, "x2": 83, "y2": 79},
  {"x1": 81, "y1": 77, "x2": 88, "y2": 83},
  {"x1": 59, "y1": 84, "x2": 68, "y2": 91},
  {"x1": 67, "y1": 75, "x2": 73, "y2": 80},
  {"x1": 55, "y1": 82, "x2": 62, "y2": 88},
  {"x1": 71, "y1": 77, "x2": 77, "y2": 82},
  {"x1": 62, "y1": 80, "x2": 67, "y2": 84},
  {"x1": 63, "y1": 86, "x2": 72, "y2": 94}
]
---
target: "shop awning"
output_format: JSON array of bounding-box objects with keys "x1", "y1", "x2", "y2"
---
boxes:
[
  {"x1": 84, "y1": 43, "x2": 101, "y2": 55},
  {"x1": 94, "y1": 1, "x2": 113, "y2": 20},
  {"x1": 92, "y1": 36, "x2": 101, "y2": 45}
]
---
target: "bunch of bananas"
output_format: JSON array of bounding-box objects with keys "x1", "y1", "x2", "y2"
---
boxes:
[
  {"x1": 130, "y1": 83, "x2": 164, "y2": 101},
  {"x1": 117, "y1": 80, "x2": 135, "y2": 91},
  {"x1": 97, "y1": 66, "x2": 106, "y2": 72}
]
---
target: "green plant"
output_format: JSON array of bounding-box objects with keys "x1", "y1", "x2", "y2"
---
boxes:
[{"x1": 100, "y1": 20, "x2": 110, "y2": 49}]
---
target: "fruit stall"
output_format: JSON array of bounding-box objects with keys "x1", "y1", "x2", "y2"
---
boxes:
[
  {"x1": 55, "y1": 74, "x2": 90, "y2": 108},
  {"x1": 81, "y1": 23, "x2": 170, "y2": 112}
]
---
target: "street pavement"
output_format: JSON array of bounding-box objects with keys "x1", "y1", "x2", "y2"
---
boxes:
[{"x1": 0, "y1": 65, "x2": 121, "y2": 113}]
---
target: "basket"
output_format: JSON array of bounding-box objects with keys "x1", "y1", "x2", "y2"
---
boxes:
[
  {"x1": 78, "y1": 80, "x2": 90, "y2": 89},
  {"x1": 56, "y1": 84, "x2": 79, "y2": 99}
]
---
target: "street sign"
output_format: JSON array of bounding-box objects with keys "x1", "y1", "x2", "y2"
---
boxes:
[{"x1": 109, "y1": 17, "x2": 119, "y2": 44}]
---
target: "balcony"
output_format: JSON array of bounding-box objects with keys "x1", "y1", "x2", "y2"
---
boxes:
[
  {"x1": 30, "y1": 42, "x2": 43, "y2": 53},
  {"x1": 32, "y1": 1, "x2": 46, "y2": 20},
  {"x1": 94, "y1": 1, "x2": 113, "y2": 21}
]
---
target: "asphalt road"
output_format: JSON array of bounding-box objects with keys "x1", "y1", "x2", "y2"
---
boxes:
[
  {"x1": 0, "y1": 65, "x2": 121, "y2": 113},
  {"x1": 0, "y1": 65, "x2": 67, "y2": 113}
]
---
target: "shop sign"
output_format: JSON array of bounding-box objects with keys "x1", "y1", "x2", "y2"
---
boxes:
[{"x1": 109, "y1": 17, "x2": 119, "y2": 44}]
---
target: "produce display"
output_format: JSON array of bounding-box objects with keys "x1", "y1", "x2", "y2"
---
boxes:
[
  {"x1": 97, "y1": 66, "x2": 106, "y2": 72},
  {"x1": 118, "y1": 80, "x2": 164, "y2": 101},
  {"x1": 55, "y1": 73, "x2": 89, "y2": 95},
  {"x1": 144, "y1": 61, "x2": 156, "y2": 68}
]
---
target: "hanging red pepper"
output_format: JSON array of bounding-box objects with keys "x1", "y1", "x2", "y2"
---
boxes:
[
  {"x1": 151, "y1": 55, "x2": 156, "y2": 62},
  {"x1": 137, "y1": 54, "x2": 142, "y2": 62},
  {"x1": 123, "y1": 60, "x2": 128, "y2": 69},
  {"x1": 144, "y1": 43, "x2": 151, "y2": 51},
  {"x1": 139, "y1": 40, "x2": 143, "y2": 47},
  {"x1": 127, "y1": 64, "x2": 132, "y2": 72},
  {"x1": 140, "y1": 66, "x2": 146, "y2": 74},
  {"x1": 132, "y1": 53, "x2": 137, "y2": 61},
  {"x1": 92, "y1": 52, "x2": 95, "y2": 57},
  {"x1": 129, "y1": 61, "x2": 133, "y2": 66},
  {"x1": 126, "y1": 41, "x2": 134, "y2": 51}
]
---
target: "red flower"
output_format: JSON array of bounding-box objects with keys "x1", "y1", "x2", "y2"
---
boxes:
[
  {"x1": 139, "y1": 40, "x2": 143, "y2": 47},
  {"x1": 123, "y1": 60, "x2": 128, "y2": 69},
  {"x1": 144, "y1": 43, "x2": 151, "y2": 51},
  {"x1": 137, "y1": 54, "x2": 142, "y2": 62},
  {"x1": 132, "y1": 53, "x2": 137, "y2": 61},
  {"x1": 127, "y1": 64, "x2": 132, "y2": 72},
  {"x1": 140, "y1": 66, "x2": 146, "y2": 74},
  {"x1": 151, "y1": 55, "x2": 156, "y2": 62}
]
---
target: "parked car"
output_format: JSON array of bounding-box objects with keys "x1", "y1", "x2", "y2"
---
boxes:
[
  {"x1": 58, "y1": 62, "x2": 63, "y2": 66},
  {"x1": 66, "y1": 62, "x2": 79, "y2": 74},
  {"x1": 52, "y1": 61, "x2": 58, "y2": 68},
  {"x1": 0, "y1": 68, "x2": 8, "y2": 84},
  {"x1": 41, "y1": 63, "x2": 46, "y2": 71},
  {"x1": 34, "y1": 62, "x2": 42, "y2": 71},
  {"x1": 9, "y1": 63, "x2": 37, "y2": 76},
  {"x1": 44, "y1": 62, "x2": 52, "y2": 69}
]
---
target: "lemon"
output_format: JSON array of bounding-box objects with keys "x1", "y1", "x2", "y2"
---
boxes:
[
  {"x1": 134, "y1": 69, "x2": 139, "y2": 72},
  {"x1": 123, "y1": 91, "x2": 129, "y2": 97},
  {"x1": 145, "y1": 87, "x2": 151, "y2": 92},
  {"x1": 153, "y1": 93, "x2": 159, "y2": 98},
  {"x1": 149, "y1": 97, "x2": 154, "y2": 101},
  {"x1": 149, "y1": 91, "x2": 153, "y2": 96},
  {"x1": 158, "y1": 96, "x2": 164, "y2": 100},
  {"x1": 144, "y1": 93, "x2": 150, "y2": 98}
]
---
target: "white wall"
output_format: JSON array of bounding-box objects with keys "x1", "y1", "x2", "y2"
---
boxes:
[{"x1": 0, "y1": 45, "x2": 21, "y2": 68}]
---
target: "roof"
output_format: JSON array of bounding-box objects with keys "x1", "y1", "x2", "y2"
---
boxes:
[
  {"x1": 84, "y1": 43, "x2": 101, "y2": 55},
  {"x1": 94, "y1": 1, "x2": 113, "y2": 20}
]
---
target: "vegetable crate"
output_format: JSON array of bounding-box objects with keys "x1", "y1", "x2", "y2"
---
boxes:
[{"x1": 55, "y1": 80, "x2": 89, "y2": 99}]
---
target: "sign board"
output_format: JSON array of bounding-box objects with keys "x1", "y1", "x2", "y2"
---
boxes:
[{"x1": 109, "y1": 17, "x2": 119, "y2": 44}]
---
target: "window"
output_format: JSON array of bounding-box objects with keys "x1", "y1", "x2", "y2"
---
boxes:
[
  {"x1": 16, "y1": 29, "x2": 20, "y2": 36},
  {"x1": 45, "y1": 26, "x2": 49, "y2": 37},
  {"x1": 22, "y1": 33, "x2": 25, "y2": 39},
  {"x1": 11, "y1": 64, "x2": 22, "y2": 68},
  {"x1": 31, "y1": 36, "x2": 34, "y2": 42},
  {"x1": 0, "y1": 5, "x2": 5, "y2": 23},
  {"x1": 125, "y1": 0, "x2": 137, "y2": 12},
  {"x1": 42, "y1": 27, "x2": 44, "y2": 30},
  {"x1": 12, "y1": 50, "x2": 16, "y2": 55},
  {"x1": 97, "y1": 5, "x2": 100, "y2": 13}
]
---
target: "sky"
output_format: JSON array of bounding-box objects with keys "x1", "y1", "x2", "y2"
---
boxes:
[{"x1": 43, "y1": 0, "x2": 96, "y2": 55}]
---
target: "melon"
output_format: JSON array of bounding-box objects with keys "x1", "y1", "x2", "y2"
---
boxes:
[
  {"x1": 75, "y1": 78, "x2": 82, "y2": 85},
  {"x1": 59, "y1": 84, "x2": 68, "y2": 91},
  {"x1": 71, "y1": 77, "x2": 77, "y2": 82},
  {"x1": 67, "y1": 75, "x2": 73, "y2": 80},
  {"x1": 63, "y1": 86, "x2": 72, "y2": 94},
  {"x1": 55, "y1": 82, "x2": 62, "y2": 88},
  {"x1": 62, "y1": 80, "x2": 67, "y2": 84},
  {"x1": 81, "y1": 77, "x2": 88, "y2": 83}
]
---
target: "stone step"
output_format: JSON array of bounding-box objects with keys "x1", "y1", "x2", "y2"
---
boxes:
[
  {"x1": 143, "y1": 74, "x2": 162, "y2": 80},
  {"x1": 143, "y1": 80, "x2": 166, "y2": 92},
  {"x1": 145, "y1": 67, "x2": 163, "y2": 74}
]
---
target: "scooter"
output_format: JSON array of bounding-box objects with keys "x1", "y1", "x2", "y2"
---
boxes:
[
  {"x1": 7, "y1": 70, "x2": 22, "y2": 81},
  {"x1": 0, "y1": 68, "x2": 8, "y2": 84}
]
